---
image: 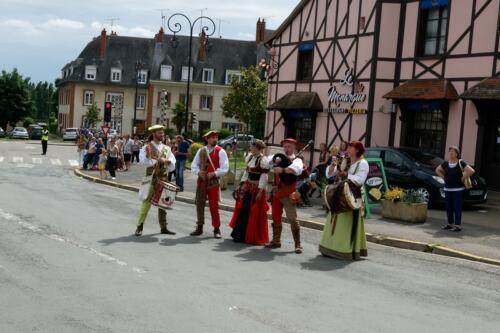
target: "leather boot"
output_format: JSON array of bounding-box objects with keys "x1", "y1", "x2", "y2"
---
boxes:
[
  {"x1": 159, "y1": 210, "x2": 175, "y2": 235},
  {"x1": 291, "y1": 223, "x2": 303, "y2": 254},
  {"x1": 266, "y1": 224, "x2": 282, "y2": 249},
  {"x1": 190, "y1": 224, "x2": 203, "y2": 236},
  {"x1": 135, "y1": 224, "x2": 143, "y2": 237}
]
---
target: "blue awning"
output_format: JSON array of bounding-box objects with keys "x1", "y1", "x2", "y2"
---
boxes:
[{"x1": 420, "y1": 0, "x2": 448, "y2": 9}]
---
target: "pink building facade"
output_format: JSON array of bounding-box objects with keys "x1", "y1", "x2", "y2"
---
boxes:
[{"x1": 265, "y1": 0, "x2": 500, "y2": 189}]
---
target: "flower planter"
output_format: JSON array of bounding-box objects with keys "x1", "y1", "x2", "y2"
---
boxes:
[{"x1": 381, "y1": 199, "x2": 428, "y2": 223}]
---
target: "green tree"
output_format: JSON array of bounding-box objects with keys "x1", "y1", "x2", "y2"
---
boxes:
[
  {"x1": 23, "y1": 116, "x2": 34, "y2": 128},
  {"x1": 0, "y1": 69, "x2": 33, "y2": 129},
  {"x1": 85, "y1": 103, "x2": 101, "y2": 128},
  {"x1": 221, "y1": 66, "x2": 267, "y2": 138},
  {"x1": 171, "y1": 102, "x2": 185, "y2": 134}
]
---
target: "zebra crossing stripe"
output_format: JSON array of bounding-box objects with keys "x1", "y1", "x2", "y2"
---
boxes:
[
  {"x1": 13, "y1": 157, "x2": 23, "y2": 163},
  {"x1": 17, "y1": 164, "x2": 34, "y2": 168},
  {"x1": 32, "y1": 157, "x2": 42, "y2": 164},
  {"x1": 0, "y1": 156, "x2": 4, "y2": 163},
  {"x1": 68, "y1": 160, "x2": 79, "y2": 167},
  {"x1": 50, "y1": 159, "x2": 62, "y2": 166}
]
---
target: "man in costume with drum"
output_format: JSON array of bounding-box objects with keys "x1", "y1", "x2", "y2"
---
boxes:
[
  {"x1": 190, "y1": 130, "x2": 229, "y2": 239},
  {"x1": 135, "y1": 125, "x2": 177, "y2": 237},
  {"x1": 267, "y1": 138, "x2": 304, "y2": 254}
]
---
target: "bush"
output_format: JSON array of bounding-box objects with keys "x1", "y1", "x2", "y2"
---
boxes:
[
  {"x1": 188, "y1": 142, "x2": 203, "y2": 163},
  {"x1": 23, "y1": 117, "x2": 34, "y2": 128},
  {"x1": 164, "y1": 128, "x2": 176, "y2": 138},
  {"x1": 218, "y1": 128, "x2": 231, "y2": 139}
]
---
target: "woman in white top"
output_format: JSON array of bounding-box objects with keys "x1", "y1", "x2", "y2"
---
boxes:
[
  {"x1": 229, "y1": 140, "x2": 270, "y2": 245},
  {"x1": 320, "y1": 141, "x2": 369, "y2": 260}
]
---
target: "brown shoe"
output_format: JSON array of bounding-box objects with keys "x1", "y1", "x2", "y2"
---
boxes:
[
  {"x1": 161, "y1": 228, "x2": 176, "y2": 235},
  {"x1": 190, "y1": 224, "x2": 203, "y2": 236},
  {"x1": 135, "y1": 224, "x2": 143, "y2": 237},
  {"x1": 291, "y1": 223, "x2": 303, "y2": 254},
  {"x1": 266, "y1": 224, "x2": 282, "y2": 249}
]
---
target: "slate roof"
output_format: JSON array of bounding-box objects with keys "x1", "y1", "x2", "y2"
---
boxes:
[
  {"x1": 59, "y1": 32, "x2": 264, "y2": 87},
  {"x1": 383, "y1": 79, "x2": 459, "y2": 100},
  {"x1": 461, "y1": 78, "x2": 500, "y2": 100}
]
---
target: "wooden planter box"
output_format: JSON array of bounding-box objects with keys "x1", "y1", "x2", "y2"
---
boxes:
[{"x1": 381, "y1": 199, "x2": 428, "y2": 223}]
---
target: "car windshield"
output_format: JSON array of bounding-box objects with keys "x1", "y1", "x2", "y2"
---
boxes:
[
  {"x1": 15, "y1": 128, "x2": 26, "y2": 132},
  {"x1": 400, "y1": 149, "x2": 444, "y2": 168},
  {"x1": 66, "y1": 129, "x2": 77, "y2": 132}
]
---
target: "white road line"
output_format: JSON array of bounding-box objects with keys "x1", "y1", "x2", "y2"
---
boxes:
[
  {"x1": 68, "y1": 160, "x2": 79, "y2": 167},
  {"x1": 24, "y1": 146, "x2": 36, "y2": 150},
  {"x1": 50, "y1": 158, "x2": 62, "y2": 166},
  {"x1": 12, "y1": 157, "x2": 23, "y2": 163},
  {"x1": 16, "y1": 163, "x2": 34, "y2": 168},
  {"x1": 32, "y1": 157, "x2": 42, "y2": 164},
  {"x1": 0, "y1": 156, "x2": 4, "y2": 163}
]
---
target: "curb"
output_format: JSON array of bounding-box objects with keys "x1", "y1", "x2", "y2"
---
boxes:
[{"x1": 73, "y1": 169, "x2": 500, "y2": 267}]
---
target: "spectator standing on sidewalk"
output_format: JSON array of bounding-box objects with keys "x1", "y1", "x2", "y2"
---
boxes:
[
  {"x1": 93, "y1": 138, "x2": 105, "y2": 170},
  {"x1": 76, "y1": 134, "x2": 87, "y2": 167},
  {"x1": 98, "y1": 149, "x2": 108, "y2": 180},
  {"x1": 123, "y1": 134, "x2": 133, "y2": 171},
  {"x1": 175, "y1": 135, "x2": 190, "y2": 191},
  {"x1": 107, "y1": 138, "x2": 118, "y2": 180},
  {"x1": 131, "y1": 136, "x2": 142, "y2": 163},
  {"x1": 41, "y1": 126, "x2": 49, "y2": 155},
  {"x1": 436, "y1": 146, "x2": 475, "y2": 232},
  {"x1": 83, "y1": 137, "x2": 97, "y2": 170}
]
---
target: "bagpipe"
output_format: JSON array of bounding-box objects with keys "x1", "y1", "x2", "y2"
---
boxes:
[{"x1": 271, "y1": 140, "x2": 314, "y2": 185}]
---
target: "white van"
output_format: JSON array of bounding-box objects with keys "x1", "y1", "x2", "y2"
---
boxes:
[{"x1": 63, "y1": 128, "x2": 79, "y2": 141}]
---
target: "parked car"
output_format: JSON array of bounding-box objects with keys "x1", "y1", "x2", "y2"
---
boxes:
[
  {"x1": 0, "y1": 127, "x2": 5, "y2": 138},
  {"x1": 63, "y1": 128, "x2": 79, "y2": 141},
  {"x1": 218, "y1": 134, "x2": 255, "y2": 150},
  {"x1": 10, "y1": 127, "x2": 29, "y2": 140},
  {"x1": 364, "y1": 147, "x2": 488, "y2": 206},
  {"x1": 29, "y1": 126, "x2": 43, "y2": 140}
]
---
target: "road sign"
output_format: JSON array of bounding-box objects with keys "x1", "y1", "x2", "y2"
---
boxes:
[{"x1": 101, "y1": 125, "x2": 110, "y2": 137}]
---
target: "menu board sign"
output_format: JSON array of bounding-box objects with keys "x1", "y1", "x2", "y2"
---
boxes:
[{"x1": 363, "y1": 158, "x2": 389, "y2": 218}]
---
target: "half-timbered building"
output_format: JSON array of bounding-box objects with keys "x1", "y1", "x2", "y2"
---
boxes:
[{"x1": 265, "y1": 0, "x2": 500, "y2": 189}]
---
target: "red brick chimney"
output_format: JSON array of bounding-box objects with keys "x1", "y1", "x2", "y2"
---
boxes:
[
  {"x1": 256, "y1": 18, "x2": 266, "y2": 44},
  {"x1": 155, "y1": 27, "x2": 164, "y2": 44},
  {"x1": 100, "y1": 29, "x2": 107, "y2": 59},
  {"x1": 198, "y1": 30, "x2": 207, "y2": 61}
]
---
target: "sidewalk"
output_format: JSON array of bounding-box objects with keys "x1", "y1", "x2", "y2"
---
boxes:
[{"x1": 78, "y1": 164, "x2": 500, "y2": 264}]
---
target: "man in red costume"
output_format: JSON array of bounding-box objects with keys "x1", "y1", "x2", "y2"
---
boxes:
[
  {"x1": 190, "y1": 131, "x2": 229, "y2": 238},
  {"x1": 267, "y1": 138, "x2": 304, "y2": 253}
]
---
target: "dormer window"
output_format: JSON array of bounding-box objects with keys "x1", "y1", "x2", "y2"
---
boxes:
[
  {"x1": 85, "y1": 66, "x2": 97, "y2": 80},
  {"x1": 111, "y1": 68, "x2": 121, "y2": 82},
  {"x1": 137, "y1": 70, "x2": 148, "y2": 84},
  {"x1": 160, "y1": 65, "x2": 172, "y2": 80},
  {"x1": 202, "y1": 68, "x2": 214, "y2": 83},
  {"x1": 182, "y1": 66, "x2": 194, "y2": 82},
  {"x1": 225, "y1": 70, "x2": 242, "y2": 85}
]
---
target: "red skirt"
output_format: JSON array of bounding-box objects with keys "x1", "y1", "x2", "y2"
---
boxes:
[{"x1": 229, "y1": 182, "x2": 269, "y2": 245}]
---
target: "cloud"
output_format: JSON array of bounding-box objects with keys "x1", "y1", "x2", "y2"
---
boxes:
[
  {"x1": 0, "y1": 19, "x2": 39, "y2": 34},
  {"x1": 42, "y1": 18, "x2": 85, "y2": 30},
  {"x1": 90, "y1": 20, "x2": 155, "y2": 38}
]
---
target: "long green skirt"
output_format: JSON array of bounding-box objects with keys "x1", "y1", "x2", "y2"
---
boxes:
[{"x1": 319, "y1": 210, "x2": 368, "y2": 260}]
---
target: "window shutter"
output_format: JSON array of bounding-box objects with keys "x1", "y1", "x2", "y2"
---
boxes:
[
  {"x1": 199, "y1": 96, "x2": 203, "y2": 110},
  {"x1": 209, "y1": 96, "x2": 213, "y2": 110}
]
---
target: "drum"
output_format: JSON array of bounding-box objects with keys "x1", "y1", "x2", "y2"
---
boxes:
[
  {"x1": 151, "y1": 181, "x2": 180, "y2": 210},
  {"x1": 324, "y1": 180, "x2": 362, "y2": 214}
]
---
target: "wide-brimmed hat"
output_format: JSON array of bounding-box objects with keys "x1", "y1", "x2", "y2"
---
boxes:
[
  {"x1": 281, "y1": 138, "x2": 297, "y2": 146},
  {"x1": 148, "y1": 124, "x2": 165, "y2": 132},
  {"x1": 203, "y1": 130, "x2": 218, "y2": 139}
]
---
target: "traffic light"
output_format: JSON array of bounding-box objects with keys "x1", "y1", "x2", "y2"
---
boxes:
[{"x1": 104, "y1": 101, "x2": 112, "y2": 123}]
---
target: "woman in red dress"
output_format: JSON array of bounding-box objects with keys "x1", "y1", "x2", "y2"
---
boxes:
[{"x1": 229, "y1": 140, "x2": 270, "y2": 245}]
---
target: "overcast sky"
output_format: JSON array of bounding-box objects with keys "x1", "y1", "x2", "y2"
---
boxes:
[{"x1": 0, "y1": 0, "x2": 298, "y2": 83}]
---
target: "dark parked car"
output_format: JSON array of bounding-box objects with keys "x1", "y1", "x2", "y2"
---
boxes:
[
  {"x1": 365, "y1": 147, "x2": 488, "y2": 205},
  {"x1": 0, "y1": 127, "x2": 5, "y2": 138},
  {"x1": 218, "y1": 134, "x2": 255, "y2": 150},
  {"x1": 29, "y1": 126, "x2": 43, "y2": 140}
]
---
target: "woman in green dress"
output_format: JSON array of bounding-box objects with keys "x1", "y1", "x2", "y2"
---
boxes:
[{"x1": 319, "y1": 141, "x2": 368, "y2": 260}]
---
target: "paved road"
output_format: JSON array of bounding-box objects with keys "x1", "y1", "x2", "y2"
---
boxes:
[{"x1": 1, "y1": 141, "x2": 500, "y2": 333}]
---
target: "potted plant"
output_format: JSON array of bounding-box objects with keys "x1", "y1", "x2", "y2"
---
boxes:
[{"x1": 381, "y1": 187, "x2": 428, "y2": 223}]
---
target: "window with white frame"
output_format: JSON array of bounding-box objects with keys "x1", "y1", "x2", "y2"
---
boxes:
[
  {"x1": 83, "y1": 90, "x2": 94, "y2": 106},
  {"x1": 202, "y1": 68, "x2": 214, "y2": 83},
  {"x1": 200, "y1": 95, "x2": 213, "y2": 110},
  {"x1": 181, "y1": 66, "x2": 194, "y2": 81},
  {"x1": 111, "y1": 68, "x2": 121, "y2": 82},
  {"x1": 160, "y1": 65, "x2": 173, "y2": 80},
  {"x1": 85, "y1": 66, "x2": 97, "y2": 80},
  {"x1": 137, "y1": 70, "x2": 148, "y2": 84},
  {"x1": 225, "y1": 70, "x2": 242, "y2": 85},
  {"x1": 136, "y1": 95, "x2": 146, "y2": 109}
]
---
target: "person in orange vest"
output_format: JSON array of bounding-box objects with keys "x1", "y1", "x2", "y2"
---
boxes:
[{"x1": 190, "y1": 130, "x2": 229, "y2": 238}]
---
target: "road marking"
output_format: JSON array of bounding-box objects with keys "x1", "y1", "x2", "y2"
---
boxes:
[
  {"x1": 68, "y1": 160, "x2": 79, "y2": 167},
  {"x1": 24, "y1": 146, "x2": 36, "y2": 150},
  {"x1": 17, "y1": 163, "x2": 35, "y2": 168},
  {"x1": 32, "y1": 157, "x2": 42, "y2": 164},
  {"x1": 0, "y1": 156, "x2": 4, "y2": 163},
  {"x1": 0, "y1": 208, "x2": 144, "y2": 274},
  {"x1": 50, "y1": 159, "x2": 62, "y2": 166},
  {"x1": 12, "y1": 157, "x2": 23, "y2": 163}
]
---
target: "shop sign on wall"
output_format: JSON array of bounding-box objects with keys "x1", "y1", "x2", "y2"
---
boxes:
[{"x1": 325, "y1": 67, "x2": 368, "y2": 114}]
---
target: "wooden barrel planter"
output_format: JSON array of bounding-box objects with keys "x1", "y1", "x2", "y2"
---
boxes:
[{"x1": 381, "y1": 199, "x2": 428, "y2": 223}]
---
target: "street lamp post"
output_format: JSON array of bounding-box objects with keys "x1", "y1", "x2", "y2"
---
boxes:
[
  {"x1": 166, "y1": 13, "x2": 215, "y2": 133},
  {"x1": 133, "y1": 60, "x2": 143, "y2": 135}
]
